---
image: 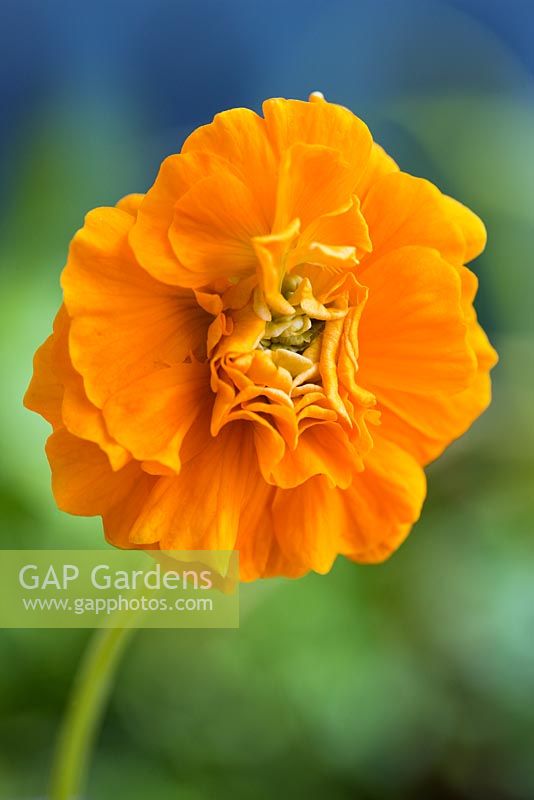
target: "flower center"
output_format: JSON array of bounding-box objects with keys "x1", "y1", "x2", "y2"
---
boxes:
[
  {"x1": 258, "y1": 275, "x2": 325, "y2": 354},
  {"x1": 260, "y1": 314, "x2": 324, "y2": 353}
]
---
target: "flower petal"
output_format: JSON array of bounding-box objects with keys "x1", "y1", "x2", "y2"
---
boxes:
[
  {"x1": 25, "y1": 306, "x2": 131, "y2": 470},
  {"x1": 272, "y1": 428, "x2": 418, "y2": 573},
  {"x1": 273, "y1": 143, "x2": 354, "y2": 231},
  {"x1": 62, "y1": 206, "x2": 210, "y2": 408},
  {"x1": 252, "y1": 220, "x2": 301, "y2": 316},
  {"x1": 357, "y1": 246, "x2": 476, "y2": 395},
  {"x1": 355, "y1": 142, "x2": 399, "y2": 199},
  {"x1": 361, "y1": 172, "x2": 466, "y2": 266},
  {"x1": 263, "y1": 98, "x2": 373, "y2": 189},
  {"x1": 46, "y1": 428, "x2": 152, "y2": 519},
  {"x1": 182, "y1": 107, "x2": 277, "y2": 224},
  {"x1": 234, "y1": 470, "x2": 277, "y2": 581},
  {"x1": 129, "y1": 422, "x2": 258, "y2": 550},
  {"x1": 376, "y1": 370, "x2": 494, "y2": 465},
  {"x1": 272, "y1": 475, "x2": 345, "y2": 573},
  {"x1": 24, "y1": 312, "x2": 66, "y2": 429},
  {"x1": 371, "y1": 267, "x2": 498, "y2": 464},
  {"x1": 103, "y1": 361, "x2": 210, "y2": 474},
  {"x1": 441, "y1": 194, "x2": 487, "y2": 262},
  {"x1": 129, "y1": 151, "x2": 229, "y2": 285},
  {"x1": 339, "y1": 434, "x2": 427, "y2": 563},
  {"x1": 297, "y1": 196, "x2": 371, "y2": 258},
  {"x1": 169, "y1": 170, "x2": 267, "y2": 287},
  {"x1": 116, "y1": 193, "x2": 145, "y2": 217},
  {"x1": 268, "y1": 423, "x2": 361, "y2": 489}
]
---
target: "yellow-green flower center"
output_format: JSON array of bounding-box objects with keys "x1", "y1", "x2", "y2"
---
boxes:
[
  {"x1": 260, "y1": 313, "x2": 324, "y2": 353},
  {"x1": 258, "y1": 275, "x2": 324, "y2": 354}
]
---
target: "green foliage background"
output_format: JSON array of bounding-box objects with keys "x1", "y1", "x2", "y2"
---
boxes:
[{"x1": 0, "y1": 2, "x2": 533, "y2": 798}]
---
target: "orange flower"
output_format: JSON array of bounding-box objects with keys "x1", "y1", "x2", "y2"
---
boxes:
[{"x1": 25, "y1": 94, "x2": 497, "y2": 579}]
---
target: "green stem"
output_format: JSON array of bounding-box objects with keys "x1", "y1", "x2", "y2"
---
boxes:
[{"x1": 49, "y1": 621, "x2": 136, "y2": 800}]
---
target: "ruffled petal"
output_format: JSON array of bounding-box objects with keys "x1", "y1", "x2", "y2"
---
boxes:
[
  {"x1": 375, "y1": 370, "x2": 493, "y2": 465},
  {"x1": 234, "y1": 468, "x2": 277, "y2": 581},
  {"x1": 273, "y1": 143, "x2": 354, "y2": 231},
  {"x1": 361, "y1": 172, "x2": 466, "y2": 267},
  {"x1": 103, "y1": 361, "x2": 210, "y2": 473},
  {"x1": 272, "y1": 475, "x2": 346, "y2": 573},
  {"x1": 61, "y1": 375, "x2": 131, "y2": 472},
  {"x1": 339, "y1": 434, "x2": 427, "y2": 562},
  {"x1": 361, "y1": 263, "x2": 497, "y2": 464},
  {"x1": 62, "y1": 206, "x2": 210, "y2": 408},
  {"x1": 182, "y1": 107, "x2": 277, "y2": 225},
  {"x1": 253, "y1": 220, "x2": 301, "y2": 316},
  {"x1": 357, "y1": 246, "x2": 476, "y2": 395},
  {"x1": 355, "y1": 142, "x2": 399, "y2": 199},
  {"x1": 372, "y1": 266, "x2": 498, "y2": 464},
  {"x1": 263, "y1": 98, "x2": 373, "y2": 189},
  {"x1": 25, "y1": 306, "x2": 131, "y2": 470},
  {"x1": 296, "y1": 196, "x2": 371, "y2": 260},
  {"x1": 129, "y1": 422, "x2": 258, "y2": 550},
  {"x1": 441, "y1": 194, "x2": 487, "y2": 262},
  {"x1": 129, "y1": 151, "x2": 230, "y2": 285},
  {"x1": 267, "y1": 423, "x2": 361, "y2": 489},
  {"x1": 24, "y1": 312, "x2": 65, "y2": 429},
  {"x1": 168, "y1": 169, "x2": 267, "y2": 287},
  {"x1": 116, "y1": 193, "x2": 145, "y2": 217},
  {"x1": 46, "y1": 428, "x2": 153, "y2": 519},
  {"x1": 262, "y1": 541, "x2": 310, "y2": 579}
]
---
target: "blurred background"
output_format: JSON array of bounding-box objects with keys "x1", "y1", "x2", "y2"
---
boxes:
[{"x1": 1, "y1": 0, "x2": 533, "y2": 797}]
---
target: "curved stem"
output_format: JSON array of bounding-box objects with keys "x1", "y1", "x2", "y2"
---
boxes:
[{"x1": 49, "y1": 621, "x2": 136, "y2": 800}]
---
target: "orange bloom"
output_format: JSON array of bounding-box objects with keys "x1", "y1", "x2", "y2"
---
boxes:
[{"x1": 25, "y1": 94, "x2": 497, "y2": 579}]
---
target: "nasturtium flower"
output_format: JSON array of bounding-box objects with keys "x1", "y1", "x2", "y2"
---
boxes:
[{"x1": 25, "y1": 93, "x2": 497, "y2": 579}]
